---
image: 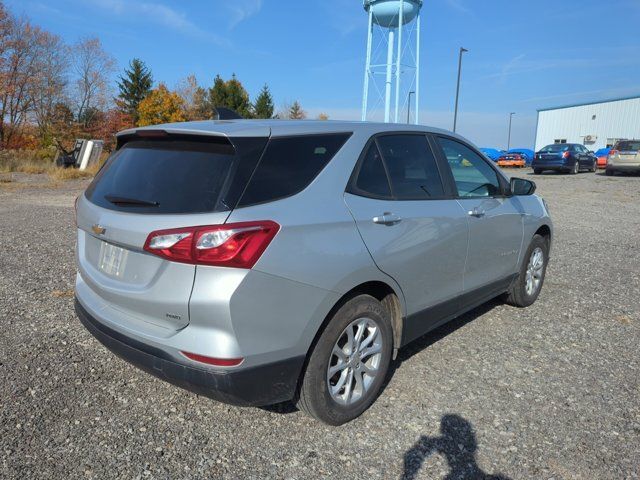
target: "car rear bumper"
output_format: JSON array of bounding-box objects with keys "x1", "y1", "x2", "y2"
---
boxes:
[
  {"x1": 607, "y1": 163, "x2": 640, "y2": 172},
  {"x1": 75, "y1": 298, "x2": 305, "y2": 406}
]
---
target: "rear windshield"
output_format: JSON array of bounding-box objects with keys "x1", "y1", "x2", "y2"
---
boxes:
[
  {"x1": 540, "y1": 144, "x2": 570, "y2": 153},
  {"x1": 615, "y1": 140, "x2": 640, "y2": 152},
  {"x1": 85, "y1": 136, "x2": 267, "y2": 214}
]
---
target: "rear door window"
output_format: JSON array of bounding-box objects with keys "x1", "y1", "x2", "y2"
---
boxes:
[
  {"x1": 237, "y1": 133, "x2": 351, "y2": 207},
  {"x1": 376, "y1": 135, "x2": 445, "y2": 199},
  {"x1": 86, "y1": 137, "x2": 267, "y2": 214}
]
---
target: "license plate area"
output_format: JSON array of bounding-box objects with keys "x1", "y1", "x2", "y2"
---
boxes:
[{"x1": 98, "y1": 241, "x2": 128, "y2": 278}]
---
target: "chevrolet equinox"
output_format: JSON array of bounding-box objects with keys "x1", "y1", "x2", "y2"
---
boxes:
[{"x1": 75, "y1": 120, "x2": 552, "y2": 425}]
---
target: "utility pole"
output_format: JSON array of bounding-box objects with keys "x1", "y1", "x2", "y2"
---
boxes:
[
  {"x1": 453, "y1": 47, "x2": 468, "y2": 133},
  {"x1": 407, "y1": 91, "x2": 415, "y2": 124},
  {"x1": 507, "y1": 112, "x2": 516, "y2": 150}
]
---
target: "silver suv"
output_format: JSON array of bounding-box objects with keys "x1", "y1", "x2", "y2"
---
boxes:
[{"x1": 75, "y1": 120, "x2": 552, "y2": 425}]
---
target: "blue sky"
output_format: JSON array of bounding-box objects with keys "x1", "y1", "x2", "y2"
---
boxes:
[{"x1": 9, "y1": 0, "x2": 640, "y2": 148}]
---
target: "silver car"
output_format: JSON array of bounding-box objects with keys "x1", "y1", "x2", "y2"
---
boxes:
[{"x1": 75, "y1": 120, "x2": 552, "y2": 425}]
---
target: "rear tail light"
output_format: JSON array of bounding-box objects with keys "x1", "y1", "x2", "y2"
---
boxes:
[
  {"x1": 562, "y1": 151, "x2": 570, "y2": 159},
  {"x1": 609, "y1": 149, "x2": 618, "y2": 157},
  {"x1": 143, "y1": 221, "x2": 280, "y2": 268},
  {"x1": 181, "y1": 351, "x2": 243, "y2": 367}
]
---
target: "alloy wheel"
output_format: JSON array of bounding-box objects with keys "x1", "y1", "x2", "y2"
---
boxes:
[
  {"x1": 525, "y1": 247, "x2": 544, "y2": 296},
  {"x1": 327, "y1": 317, "x2": 383, "y2": 406}
]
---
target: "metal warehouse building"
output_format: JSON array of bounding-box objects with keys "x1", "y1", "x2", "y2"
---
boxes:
[{"x1": 535, "y1": 95, "x2": 640, "y2": 152}]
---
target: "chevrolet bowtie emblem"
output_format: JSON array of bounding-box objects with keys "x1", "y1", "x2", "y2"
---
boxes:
[{"x1": 92, "y1": 224, "x2": 106, "y2": 235}]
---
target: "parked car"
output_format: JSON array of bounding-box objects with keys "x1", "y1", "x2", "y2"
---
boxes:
[
  {"x1": 74, "y1": 120, "x2": 553, "y2": 425},
  {"x1": 480, "y1": 147, "x2": 504, "y2": 162},
  {"x1": 606, "y1": 140, "x2": 640, "y2": 176},
  {"x1": 532, "y1": 143, "x2": 597, "y2": 174},
  {"x1": 507, "y1": 148, "x2": 534, "y2": 165},
  {"x1": 594, "y1": 148, "x2": 611, "y2": 169}
]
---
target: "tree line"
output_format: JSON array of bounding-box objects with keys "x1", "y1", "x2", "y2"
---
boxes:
[{"x1": 0, "y1": 2, "x2": 324, "y2": 152}]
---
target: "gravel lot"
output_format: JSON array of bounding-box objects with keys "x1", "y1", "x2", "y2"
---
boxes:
[{"x1": 1, "y1": 169, "x2": 639, "y2": 479}]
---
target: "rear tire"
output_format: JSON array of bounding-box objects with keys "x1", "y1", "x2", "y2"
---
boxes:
[
  {"x1": 571, "y1": 162, "x2": 579, "y2": 174},
  {"x1": 605, "y1": 168, "x2": 614, "y2": 176},
  {"x1": 503, "y1": 234, "x2": 549, "y2": 308},
  {"x1": 533, "y1": 168, "x2": 542, "y2": 175},
  {"x1": 296, "y1": 295, "x2": 393, "y2": 425}
]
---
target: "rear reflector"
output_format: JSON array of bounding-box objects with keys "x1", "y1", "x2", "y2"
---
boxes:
[
  {"x1": 609, "y1": 150, "x2": 618, "y2": 156},
  {"x1": 143, "y1": 220, "x2": 280, "y2": 268},
  {"x1": 181, "y1": 351, "x2": 244, "y2": 367}
]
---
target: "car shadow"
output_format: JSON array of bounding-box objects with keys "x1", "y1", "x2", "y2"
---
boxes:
[{"x1": 401, "y1": 414, "x2": 511, "y2": 480}]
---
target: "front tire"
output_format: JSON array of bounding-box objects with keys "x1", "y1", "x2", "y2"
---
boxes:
[
  {"x1": 296, "y1": 295, "x2": 393, "y2": 425},
  {"x1": 533, "y1": 168, "x2": 542, "y2": 175},
  {"x1": 605, "y1": 168, "x2": 614, "y2": 176},
  {"x1": 590, "y1": 160, "x2": 597, "y2": 172},
  {"x1": 503, "y1": 234, "x2": 549, "y2": 308}
]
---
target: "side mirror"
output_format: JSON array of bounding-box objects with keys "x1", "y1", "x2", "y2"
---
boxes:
[
  {"x1": 510, "y1": 177, "x2": 536, "y2": 196},
  {"x1": 588, "y1": 150, "x2": 594, "y2": 154}
]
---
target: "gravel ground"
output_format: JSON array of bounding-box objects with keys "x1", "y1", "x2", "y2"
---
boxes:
[{"x1": 1, "y1": 170, "x2": 639, "y2": 479}]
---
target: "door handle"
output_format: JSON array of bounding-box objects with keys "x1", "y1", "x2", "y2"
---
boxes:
[
  {"x1": 468, "y1": 207, "x2": 485, "y2": 218},
  {"x1": 373, "y1": 212, "x2": 402, "y2": 226}
]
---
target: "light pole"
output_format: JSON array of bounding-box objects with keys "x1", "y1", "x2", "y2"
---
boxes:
[
  {"x1": 407, "y1": 91, "x2": 415, "y2": 124},
  {"x1": 453, "y1": 47, "x2": 468, "y2": 133},
  {"x1": 507, "y1": 112, "x2": 516, "y2": 150}
]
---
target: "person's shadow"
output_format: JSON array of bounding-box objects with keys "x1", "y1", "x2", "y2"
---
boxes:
[{"x1": 402, "y1": 414, "x2": 511, "y2": 480}]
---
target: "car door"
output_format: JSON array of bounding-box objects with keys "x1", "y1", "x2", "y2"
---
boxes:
[
  {"x1": 344, "y1": 133, "x2": 469, "y2": 343},
  {"x1": 433, "y1": 136, "x2": 524, "y2": 297}
]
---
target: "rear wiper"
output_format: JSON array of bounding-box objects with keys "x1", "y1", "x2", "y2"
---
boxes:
[{"x1": 104, "y1": 195, "x2": 159, "y2": 207}]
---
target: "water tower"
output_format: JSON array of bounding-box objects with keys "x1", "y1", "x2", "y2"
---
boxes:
[{"x1": 361, "y1": 0, "x2": 423, "y2": 124}]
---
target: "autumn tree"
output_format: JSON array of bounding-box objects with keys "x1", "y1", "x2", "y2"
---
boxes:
[
  {"x1": 0, "y1": 11, "x2": 46, "y2": 146},
  {"x1": 317, "y1": 113, "x2": 329, "y2": 120},
  {"x1": 72, "y1": 37, "x2": 115, "y2": 128},
  {"x1": 289, "y1": 100, "x2": 306, "y2": 120},
  {"x1": 137, "y1": 83, "x2": 186, "y2": 126},
  {"x1": 253, "y1": 84, "x2": 274, "y2": 119},
  {"x1": 117, "y1": 58, "x2": 152, "y2": 125}
]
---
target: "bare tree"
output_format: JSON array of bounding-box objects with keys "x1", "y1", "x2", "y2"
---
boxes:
[
  {"x1": 71, "y1": 37, "x2": 115, "y2": 127},
  {"x1": 31, "y1": 31, "x2": 68, "y2": 141}
]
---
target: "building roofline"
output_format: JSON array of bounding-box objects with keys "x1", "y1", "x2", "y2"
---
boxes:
[{"x1": 537, "y1": 94, "x2": 640, "y2": 112}]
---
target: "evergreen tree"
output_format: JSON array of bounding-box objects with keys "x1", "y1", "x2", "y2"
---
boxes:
[
  {"x1": 253, "y1": 84, "x2": 274, "y2": 119},
  {"x1": 289, "y1": 100, "x2": 306, "y2": 120},
  {"x1": 208, "y1": 75, "x2": 228, "y2": 113},
  {"x1": 224, "y1": 74, "x2": 252, "y2": 118},
  {"x1": 116, "y1": 58, "x2": 153, "y2": 124},
  {"x1": 208, "y1": 74, "x2": 252, "y2": 119}
]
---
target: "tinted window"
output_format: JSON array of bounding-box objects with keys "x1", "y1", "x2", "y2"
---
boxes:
[
  {"x1": 615, "y1": 140, "x2": 640, "y2": 151},
  {"x1": 437, "y1": 137, "x2": 501, "y2": 197},
  {"x1": 376, "y1": 135, "x2": 444, "y2": 199},
  {"x1": 238, "y1": 133, "x2": 351, "y2": 207},
  {"x1": 85, "y1": 137, "x2": 267, "y2": 214},
  {"x1": 541, "y1": 144, "x2": 570, "y2": 153},
  {"x1": 353, "y1": 143, "x2": 392, "y2": 198}
]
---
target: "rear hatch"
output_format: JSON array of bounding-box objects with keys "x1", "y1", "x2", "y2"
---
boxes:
[
  {"x1": 612, "y1": 140, "x2": 640, "y2": 164},
  {"x1": 76, "y1": 132, "x2": 268, "y2": 331}
]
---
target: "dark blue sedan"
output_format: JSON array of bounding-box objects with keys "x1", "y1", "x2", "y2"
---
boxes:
[{"x1": 532, "y1": 144, "x2": 598, "y2": 175}]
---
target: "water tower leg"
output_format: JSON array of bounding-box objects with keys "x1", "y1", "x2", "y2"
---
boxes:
[
  {"x1": 361, "y1": 9, "x2": 373, "y2": 122},
  {"x1": 384, "y1": 29, "x2": 394, "y2": 123},
  {"x1": 394, "y1": 0, "x2": 404, "y2": 123},
  {"x1": 415, "y1": 11, "x2": 421, "y2": 125}
]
